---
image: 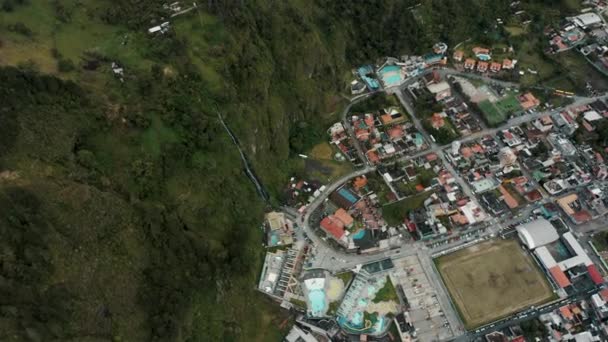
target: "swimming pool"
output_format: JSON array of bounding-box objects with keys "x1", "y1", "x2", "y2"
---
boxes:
[
  {"x1": 380, "y1": 65, "x2": 402, "y2": 86},
  {"x1": 352, "y1": 230, "x2": 366, "y2": 240},
  {"x1": 308, "y1": 289, "x2": 326, "y2": 316},
  {"x1": 477, "y1": 53, "x2": 491, "y2": 61},
  {"x1": 338, "y1": 188, "x2": 359, "y2": 204},
  {"x1": 351, "y1": 312, "x2": 363, "y2": 326}
]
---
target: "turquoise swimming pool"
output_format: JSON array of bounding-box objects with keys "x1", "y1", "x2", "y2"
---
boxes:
[
  {"x1": 308, "y1": 289, "x2": 326, "y2": 316},
  {"x1": 477, "y1": 53, "x2": 491, "y2": 61},
  {"x1": 353, "y1": 230, "x2": 366, "y2": 240},
  {"x1": 380, "y1": 65, "x2": 402, "y2": 86}
]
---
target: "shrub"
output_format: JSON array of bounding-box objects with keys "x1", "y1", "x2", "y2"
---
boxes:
[
  {"x1": 57, "y1": 58, "x2": 75, "y2": 73},
  {"x1": 7, "y1": 22, "x2": 33, "y2": 37}
]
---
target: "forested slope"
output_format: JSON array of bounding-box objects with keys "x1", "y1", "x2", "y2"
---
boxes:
[{"x1": 0, "y1": 0, "x2": 582, "y2": 341}]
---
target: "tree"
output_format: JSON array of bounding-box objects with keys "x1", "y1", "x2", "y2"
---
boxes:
[{"x1": 57, "y1": 58, "x2": 75, "y2": 72}]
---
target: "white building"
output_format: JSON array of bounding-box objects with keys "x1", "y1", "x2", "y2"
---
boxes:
[
  {"x1": 573, "y1": 12, "x2": 603, "y2": 29},
  {"x1": 516, "y1": 217, "x2": 559, "y2": 249}
]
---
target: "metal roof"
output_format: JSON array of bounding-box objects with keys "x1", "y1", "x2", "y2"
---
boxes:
[{"x1": 516, "y1": 217, "x2": 559, "y2": 249}]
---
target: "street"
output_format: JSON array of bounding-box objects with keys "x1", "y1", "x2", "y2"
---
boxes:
[{"x1": 279, "y1": 69, "x2": 608, "y2": 341}]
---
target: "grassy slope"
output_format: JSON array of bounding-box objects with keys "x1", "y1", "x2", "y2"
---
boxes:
[{"x1": 0, "y1": 2, "x2": 291, "y2": 341}]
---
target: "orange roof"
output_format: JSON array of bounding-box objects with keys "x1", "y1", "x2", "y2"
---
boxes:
[
  {"x1": 453, "y1": 50, "x2": 464, "y2": 60},
  {"x1": 353, "y1": 176, "x2": 368, "y2": 190},
  {"x1": 599, "y1": 288, "x2": 608, "y2": 302},
  {"x1": 380, "y1": 114, "x2": 393, "y2": 125},
  {"x1": 472, "y1": 47, "x2": 490, "y2": 55},
  {"x1": 334, "y1": 208, "x2": 354, "y2": 227},
  {"x1": 366, "y1": 150, "x2": 380, "y2": 164},
  {"x1": 461, "y1": 147, "x2": 473, "y2": 158},
  {"x1": 355, "y1": 129, "x2": 370, "y2": 141},
  {"x1": 519, "y1": 92, "x2": 540, "y2": 110},
  {"x1": 320, "y1": 216, "x2": 345, "y2": 240},
  {"x1": 430, "y1": 113, "x2": 445, "y2": 129},
  {"x1": 526, "y1": 190, "x2": 543, "y2": 202},
  {"x1": 451, "y1": 213, "x2": 468, "y2": 225},
  {"x1": 498, "y1": 185, "x2": 519, "y2": 209},
  {"x1": 388, "y1": 126, "x2": 404, "y2": 139},
  {"x1": 550, "y1": 266, "x2": 571, "y2": 288},
  {"x1": 573, "y1": 210, "x2": 592, "y2": 223},
  {"x1": 490, "y1": 62, "x2": 502, "y2": 71},
  {"x1": 541, "y1": 115, "x2": 553, "y2": 125},
  {"x1": 559, "y1": 305, "x2": 574, "y2": 320},
  {"x1": 415, "y1": 184, "x2": 425, "y2": 192},
  {"x1": 477, "y1": 61, "x2": 489, "y2": 70},
  {"x1": 426, "y1": 153, "x2": 438, "y2": 161},
  {"x1": 464, "y1": 58, "x2": 476, "y2": 68},
  {"x1": 471, "y1": 144, "x2": 484, "y2": 154}
]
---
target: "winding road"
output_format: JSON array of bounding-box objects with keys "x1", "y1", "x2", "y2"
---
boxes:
[{"x1": 278, "y1": 69, "x2": 608, "y2": 340}]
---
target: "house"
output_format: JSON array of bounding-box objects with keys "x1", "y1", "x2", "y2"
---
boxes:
[
  {"x1": 518, "y1": 92, "x2": 540, "y2": 110},
  {"x1": 498, "y1": 185, "x2": 519, "y2": 209},
  {"x1": 353, "y1": 176, "x2": 368, "y2": 191},
  {"x1": 427, "y1": 81, "x2": 452, "y2": 101},
  {"x1": 477, "y1": 61, "x2": 489, "y2": 73},
  {"x1": 502, "y1": 58, "x2": 515, "y2": 69},
  {"x1": 472, "y1": 47, "x2": 490, "y2": 55},
  {"x1": 464, "y1": 58, "x2": 476, "y2": 70},
  {"x1": 334, "y1": 208, "x2": 354, "y2": 228},
  {"x1": 533, "y1": 116, "x2": 554, "y2": 132},
  {"x1": 490, "y1": 62, "x2": 502, "y2": 72},
  {"x1": 320, "y1": 216, "x2": 346, "y2": 243},
  {"x1": 453, "y1": 50, "x2": 464, "y2": 62},
  {"x1": 388, "y1": 126, "x2": 405, "y2": 140},
  {"x1": 583, "y1": 110, "x2": 603, "y2": 131},
  {"x1": 431, "y1": 113, "x2": 446, "y2": 129},
  {"x1": 573, "y1": 12, "x2": 602, "y2": 29}
]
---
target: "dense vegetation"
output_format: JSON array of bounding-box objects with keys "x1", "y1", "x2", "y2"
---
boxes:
[{"x1": 0, "y1": 0, "x2": 590, "y2": 341}]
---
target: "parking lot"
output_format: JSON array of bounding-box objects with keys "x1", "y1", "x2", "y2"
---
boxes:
[{"x1": 392, "y1": 255, "x2": 455, "y2": 341}]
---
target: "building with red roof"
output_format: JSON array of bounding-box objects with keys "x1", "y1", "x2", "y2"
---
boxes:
[
  {"x1": 426, "y1": 153, "x2": 438, "y2": 162},
  {"x1": 388, "y1": 126, "x2": 404, "y2": 139},
  {"x1": 550, "y1": 266, "x2": 572, "y2": 288},
  {"x1": 587, "y1": 264, "x2": 603, "y2": 285},
  {"x1": 464, "y1": 58, "x2": 476, "y2": 70},
  {"x1": 320, "y1": 216, "x2": 346, "y2": 242},
  {"x1": 502, "y1": 59, "x2": 514, "y2": 69},
  {"x1": 366, "y1": 150, "x2": 380, "y2": 164},
  {"x1": 525, "y1": 189, "x2": 543, "y2": 202},
  {"x1": 490, "y1": 62, "x2": 502, "y2": 72},
  {"x1": 334, "y1": 208, "x2": 354, "y2": 228},
  {"x1": 453, "y1": 50, "x2": 464, "y2": 62},
  {"x1": 477, "y1": 61, "x2": 489, "y2": 73},
  {"x1": 560, "y1": 305, "x2": 574, "y2": 320},
  {"x1": 430, "y1": 113, "x2": 445, "y2": 129}
]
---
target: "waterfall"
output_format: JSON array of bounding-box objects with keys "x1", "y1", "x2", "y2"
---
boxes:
[{"x1": 217, "y1": 112, "x2": 270, "y2": 203}]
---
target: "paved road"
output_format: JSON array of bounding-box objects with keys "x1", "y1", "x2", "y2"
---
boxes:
[
  {"x1": 294, "y1": 82, "x2": 608, "y2": 270},
  {"x1": 341, "y1": 93, "x2": 379, "y2": 164},
  {"x1": 281, "y1": 71, "x2": 608, "y2": 340},
  {"x1": 463, "y1": 285, "x2": 603, "y2": 341}
]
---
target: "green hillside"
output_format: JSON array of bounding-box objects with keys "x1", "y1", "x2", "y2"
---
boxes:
[{"x1": 0, "y1": 0, "x2": 584, "y2": 341}]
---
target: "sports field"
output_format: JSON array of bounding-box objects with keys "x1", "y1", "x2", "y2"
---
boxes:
[
  {"x1": 477, "y1": 100, "x2": 505, "y2": 126},
  {"x1": 478, "y1": 94, "x2": 521, "y2": 126},
  {"x1": 495, "y1": 95, "x2": 522, "y2": 115},
  {"x1": 435, "y1": 239, "x2": 555, "y2": 329}
]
